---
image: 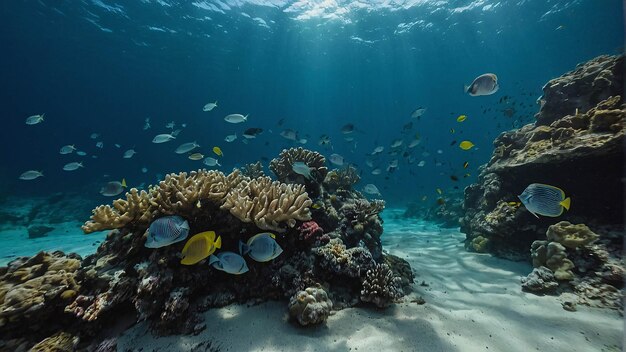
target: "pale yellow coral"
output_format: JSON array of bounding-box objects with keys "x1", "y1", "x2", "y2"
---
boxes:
[
  {"x1": 82, "y1": 188, "x2": 153, "y2": 233},
  {"x1": 546, "y1": 221, "x2": 600, "y2": 249},
  {"x1": 221, "y1": 176, "x2": 312, "y2": 232}
]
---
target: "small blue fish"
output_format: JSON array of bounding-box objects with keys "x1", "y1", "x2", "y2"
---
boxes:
[
  {"x1": 209, "y1": 252, "x2": 249, "y2": 275},
  {"x1": 239, "y1": 232, "x2": 283, "y2": 262},
  {"x1": 145, "y1": 215, "x2": 190, "y2": 248},
  {"x1": 518, "y1": 183, "x2": 571, "y2": 218}
]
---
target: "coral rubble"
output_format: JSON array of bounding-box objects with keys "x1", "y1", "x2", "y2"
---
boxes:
[{"x1": 288, "y1": 286, "x2": 333, "y2": 326}]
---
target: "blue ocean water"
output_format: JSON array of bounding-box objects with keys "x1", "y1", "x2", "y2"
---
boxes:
[{"x1": 1, "y1": 0, "x2": 622, "y2": 205}]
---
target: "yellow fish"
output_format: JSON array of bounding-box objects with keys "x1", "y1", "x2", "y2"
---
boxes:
[
  {"x1": 463, "y1": 161, "x2": 469, "y2": 169},
  {"x1": 464, "y1": 173, "x2": 471, "y2": 178},
  {"x1": 508, "y1": 201, "x2": 521, "y2": 207},
  {"x1": 213, "y1": 146, "x2": 223, "y2": 157},
  {"x1": 459, "y1": 141, "x2": 475, "y2": 150},
  {"x1": 436, "y1": 188, "x2": 442, "y2": 195},
  {"x1": 121, "y1": 178, "x2": 127, "y2": 187},
  {"x1": 188, "y1": 153, "x2": 204, "y2": 160},
  {"x1": 311, "y1": 203, "x2": 322, "y2": 210},
  {"x1": 456, "y1": 115, "x2": 467, "y2": 122},
  {"x1": 181, "y1": 231, "x2": 222, "y2": 265},
  {"x1": 450, "y1": 128, "x2": 455, "y2": 134}
]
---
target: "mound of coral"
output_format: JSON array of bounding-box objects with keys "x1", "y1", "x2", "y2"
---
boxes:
[
  {"x1": 461, "y1": 54, "x2": 624, "y2": 309},
  {"x1": 0, "y1": 148, "x2": 413, "y2": 350}
]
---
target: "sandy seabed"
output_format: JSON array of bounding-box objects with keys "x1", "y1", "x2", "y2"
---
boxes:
[
  {"x1": 117, "y1": 209, "x2": 623, "y2": 352},
  {"x1": 0, "y1": 209, "x2": 621, "y2": 351}
]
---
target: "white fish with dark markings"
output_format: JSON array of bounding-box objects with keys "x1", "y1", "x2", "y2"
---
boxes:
[
  {"x1": 209, "y1": 252, "x2": 248, "y2": 275},
  {"x1": 145, "y1": 215, "x2": 190, "y2": 248},
  {"x1": 465, "y1": 73, "x2": 499, "y2": 96}
]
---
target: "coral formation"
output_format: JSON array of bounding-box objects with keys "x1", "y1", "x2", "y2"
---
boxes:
[
  {"x1": 221, "y1": 176, "x2": 312, "y2": 232},
  {"x1": 360, "y1": 263, "x2": 403, "y2": 308},
  {"x1": 288, "y1": 286, "x2": 333, "y2": 326},
  {"x1": 30, "y1": 331, "x2": 79, "y2": 352},
  {"x1": 323, "y1": 165, "x2": 360, "y2": 192},
  {"x1": 239, "y1": 161, "x2": 265, "y2": 179},
  {"x1": 270, "y1": 147, "x2": 328, "y2": 185},
  {"x1": 521, "y1": 266, "x2": 558, "y2": 293},
  {"x1": 546, "y1": 221, "x2": 599, "y2": 249},
  {"x1": 461, "y1": 54, "x2": 624, "y2": 310},
  {"x1": 0, "y1": 147, "x2": 411, "y2": 349}
]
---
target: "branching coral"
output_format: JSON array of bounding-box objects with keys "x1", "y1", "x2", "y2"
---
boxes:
[
  {"x1": 546, "y1": 221, "x2": 599, "y2": 249},
  {"x1": 288, "y1": 286, "x2": 333, "y2": 326},
  {"x1": 269, "y1": 147, "x2": 328, "y2": 184},
  {"x1": 82, "y1": 188, "x2": 153, "y2": 233},
  {"x1": 240, "y1": 161, "x2": 265, "y2": 178},
  {"x1": 360, "y1": 263, "x2": 403, "y2": 308},
  {"x1": 220, "y1": 176, "x2": 312, "y2": 232},
  {"x1": 324, "y1": 165, "x2": 360, "y2": 191}
]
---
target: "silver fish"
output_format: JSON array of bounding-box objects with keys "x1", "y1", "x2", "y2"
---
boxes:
[
  {"x1": 224, "y1": 114, "x2": 248, "y2": 123},
  {"x1": 209, "y1": 252, "x2": 249, "y2": 275},
  {"x1": 123, "y1": 149, "x2": 136, "y2": 159},
  {"x1": 175, "y1": 141, "x2": 199, "y2": 154},
  {"x1": 203, "y1": 157, "x2": 221, "y2": 167},
  {"x1": 224, "y1": 134, "x2": 237, "y2": 142},
  {"x1": 292, "y1": 161, "x2": 312, "y2": 179},
  {"x1": 19, "y1": 170, "x2": 43, "y2": 180},
  {"x1": 329, "y1": 153, "x2": 344, "y2": 166},
  {"x1": 363, "y1": 184, "x2": 381, "y2": 195},
  {"x1": 411, "y1": 108, "x2": 426, "y2": 119},
  {"x1": 100, "y1": 181, "x2": 125, "y2": 197},
  {"x1": 152, "y1": 134, "x2": 176, "y2": 144},
  {"x1": 145, "y1": 215, "x2": 190, "y2": 248},
  {"x1": 25, "y1": 114, "x2": 45, "y2": 125},
  {"x1": 203, "y1": 101, "x2": 218, "y2": 112},
  {"x1": 59, "y1": 145, "x2": 76, "y2": 154},
  {"x1": 465, "y1": 73, "x2": 499, "y2": 96},
  {"x1": 63, "y1": 162, "x2": 83, "y2": 171}
]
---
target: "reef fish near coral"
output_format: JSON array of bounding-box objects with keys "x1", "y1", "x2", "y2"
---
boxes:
[
  {"x1": 465, "y1": 73, "x2": 499, "y2": 96},
  {"x1": 292, "y1": 161, "x2": 312, "y2": 179},
  {"x1": 145, "y1": 215, "x2": 190, "y2": 248},
  {"x1": 239, "y1": 232, "x2": 283, "y2": 262},
  {"x1": 209, "y1": 251, "x2": 249, "y2": 274},
  {"x1": 100, "y1": 179, "x2": 126, "y2": 196},
  {"x1": 180, "y1": 230, "x2": 222, "y2": 265},
  {"x1": 518, "y1": 183, "x2": 571, "y2": 218}
]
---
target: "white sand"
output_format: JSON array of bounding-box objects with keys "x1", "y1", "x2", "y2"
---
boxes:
[
  {"x1": 66, "y1": 209, "x2": 624, "y2": 351},
  {"x1": 0, "y1": 221, "x2": 106, "y2": 265}
]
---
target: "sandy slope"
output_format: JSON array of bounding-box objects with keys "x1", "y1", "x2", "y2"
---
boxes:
[{"x1": 62, "y1": 210, "x2": 626, "y2": 351}]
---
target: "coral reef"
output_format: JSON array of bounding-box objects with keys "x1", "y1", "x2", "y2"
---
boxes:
[
  {"x1": 288, "y1": 286, "x2": 333, "y2": 326},
  {"x1": 402, "y1": 191, "x2": 464, "y2": 228},
  {"x1": 460, "y1": 54, "x2": 625, "y2": 310},
  {"x1": 0, "y1": 147, "x2": 410, "y2": 350},
  {"x1": 29, "y1": 331, "x2": 79, "y2": 352},
  {"x1": 360, "y1": 263, "x2": 403, "y2": 308}
]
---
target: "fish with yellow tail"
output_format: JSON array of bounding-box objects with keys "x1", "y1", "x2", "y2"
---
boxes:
[
  {"x1": 518, "y1": 183, "x2": 571, "y2": 218},
  {"x1": 180, "y1": 231, "x2": 222, "y2": 265},
  {"x1": 239, "y1": 232, "x2": 283, "y2": 262}
]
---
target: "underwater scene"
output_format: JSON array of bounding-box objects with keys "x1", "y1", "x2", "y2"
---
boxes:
[{"x1": 0, "y1": 0, "x2": 624, "y2": 351}]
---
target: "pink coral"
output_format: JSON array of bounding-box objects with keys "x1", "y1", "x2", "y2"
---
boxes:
[{"x1": 298, "y1": 221, "x2": 324, "y2": 242}]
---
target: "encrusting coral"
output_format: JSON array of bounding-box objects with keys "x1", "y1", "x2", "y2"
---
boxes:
[
  {"x1": 546, "y1": 221, "x2": 599, "y2": 249},
  {"x1": 531, "y1": 241, "x2": 575, "y2": 281},
  {"x1": 288, "y1": 286, "x2": 333, "y2": 326}
]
